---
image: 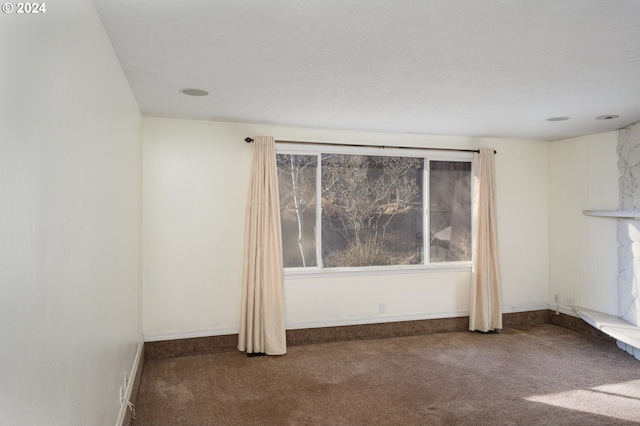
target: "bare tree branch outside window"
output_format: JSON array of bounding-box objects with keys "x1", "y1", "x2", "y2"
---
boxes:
[
  {"x1": 321, "y1": 155, "x2": 423, "y2": 267},
  {"x1": 277, "y1": 154, "x2": 317, "y2": 268},
  {"x1": 277, "y1": 150, "x2": 471, "y2": 269}
]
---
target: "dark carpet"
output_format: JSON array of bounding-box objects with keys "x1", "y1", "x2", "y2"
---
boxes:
[{"x1": 131, "y1": 324, "x2": 640, "y2": 425}]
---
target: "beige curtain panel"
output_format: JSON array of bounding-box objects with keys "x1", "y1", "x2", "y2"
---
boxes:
[
  {"x1": 469, "y1": 147, "x2": 503, "y2": 332},
  {"x1": 238, "y1": 136, "x2": 287, "y2": 355}
]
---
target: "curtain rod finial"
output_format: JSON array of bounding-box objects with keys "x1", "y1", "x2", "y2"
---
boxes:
[{"x1": 245, "y1": 137, "x2": 254, "y2": 143}]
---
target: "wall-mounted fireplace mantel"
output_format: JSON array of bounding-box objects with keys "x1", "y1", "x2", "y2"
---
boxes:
[{"x1": 583, "y1": 209, "x2": 640, "y2": 219}]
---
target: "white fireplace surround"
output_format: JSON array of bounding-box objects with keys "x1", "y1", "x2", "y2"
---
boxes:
[{"x1": 578, "y1": 124, "x2": 640, "y2": 361}]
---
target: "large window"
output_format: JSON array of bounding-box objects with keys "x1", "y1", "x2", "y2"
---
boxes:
[{"x1": 276, "y1": 145, "x2": 472, "y2": 272}]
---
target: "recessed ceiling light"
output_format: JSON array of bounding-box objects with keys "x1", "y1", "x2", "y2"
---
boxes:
[
  {"x1": 546, "y1": 117, "x2": 570, "y2": 121},
  {"x1": 595, "y1": 115, "x2": 619, "y2": 120},
  {"x1": 180, "y1": 88, "x2": 209, "y2": 97}
]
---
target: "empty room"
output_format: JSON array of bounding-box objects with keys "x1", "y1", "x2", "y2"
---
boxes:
[{"x1": 2, "y1": 1, "x2": 640, "y2": 425}]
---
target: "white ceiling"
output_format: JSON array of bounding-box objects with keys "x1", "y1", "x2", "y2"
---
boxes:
[{"x1": 93, "y1": 0, "x2": 640, "y2": 141}]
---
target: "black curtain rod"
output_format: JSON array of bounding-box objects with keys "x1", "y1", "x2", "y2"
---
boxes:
[{"x1": 244, "y1": 137, "x2": 496, "y2": 154}]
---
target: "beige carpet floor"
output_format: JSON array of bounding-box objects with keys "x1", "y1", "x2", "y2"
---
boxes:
[{"x1": 131, "y1": 324, "x2": 640, "y2": 425}]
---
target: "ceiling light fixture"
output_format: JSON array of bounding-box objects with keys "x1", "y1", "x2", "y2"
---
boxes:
[
  {"x1": 595, "y1": 115, "x2": 619, "y2": 120},
  {"x1": 180, "y1": 88, "x2": 209, "y2": 97},
  {"x1": 546, "y1": 117, "x2": 570, "y2": 121}
]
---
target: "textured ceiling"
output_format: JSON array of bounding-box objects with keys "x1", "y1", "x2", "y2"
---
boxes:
[{"x1": 93, "y1": 0, "x2": 640, "y2": 141}]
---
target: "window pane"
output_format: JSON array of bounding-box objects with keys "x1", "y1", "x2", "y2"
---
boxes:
[
  {"x1": 429, "y1": 161, "x2": 472, "y2": 262},
  {"x1": 321, "y1": 154, "x2": 423, "y2": 267},
  {"x1": 277, "y1": 154, "x2": 318, "y2": 267}
]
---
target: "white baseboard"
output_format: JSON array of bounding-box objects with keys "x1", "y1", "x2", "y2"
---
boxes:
[
  {"x1": 145, "y1": 305, "x2": 550, "y2": 342},
  {"x1": 287, "y1": 310, "x2": 470, "y2": 330},
  {"x1": 503, "y1": 304, "x2": 549, "y2": 314},
  {"x1": 144, "y1": 326, "x2": 239, "y2": 342},
  {"x1": 115, "y1": 339, "x2": 144, "y2": 426},
  {"x1": 144, "y1": 311, "x2": 469, "y2": 341}
]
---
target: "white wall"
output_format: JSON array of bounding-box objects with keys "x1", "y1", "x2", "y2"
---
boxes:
[
  {"x1": 143, "y1": 118, "x2": 549, "y2": 340},
  {"x1": 0, "y1": 1, "x2": 142, "y2": 425},
  {"x1": 549, "y1": 132, "x2": 619, "y2": 315}
]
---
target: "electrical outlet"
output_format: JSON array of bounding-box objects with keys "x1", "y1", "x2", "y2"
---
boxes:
[
  {"x1": 379, "y1": 303, "x2": 386, "y2": 314},
  {"x1": 554, "y1": 294, "x2": 559, "y2": 304},
  {"x1": 567, "y1": 297, "x2": 573, "y2": 307}
]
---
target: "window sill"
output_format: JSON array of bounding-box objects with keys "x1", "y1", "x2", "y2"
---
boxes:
[{"x1": 283, "y1": 263, "x2": 472, "y2": 279}]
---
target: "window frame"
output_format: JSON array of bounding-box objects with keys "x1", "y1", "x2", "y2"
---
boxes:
[{"x1": 276, "y1": 143, "x2": 474, "y2": 278}]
